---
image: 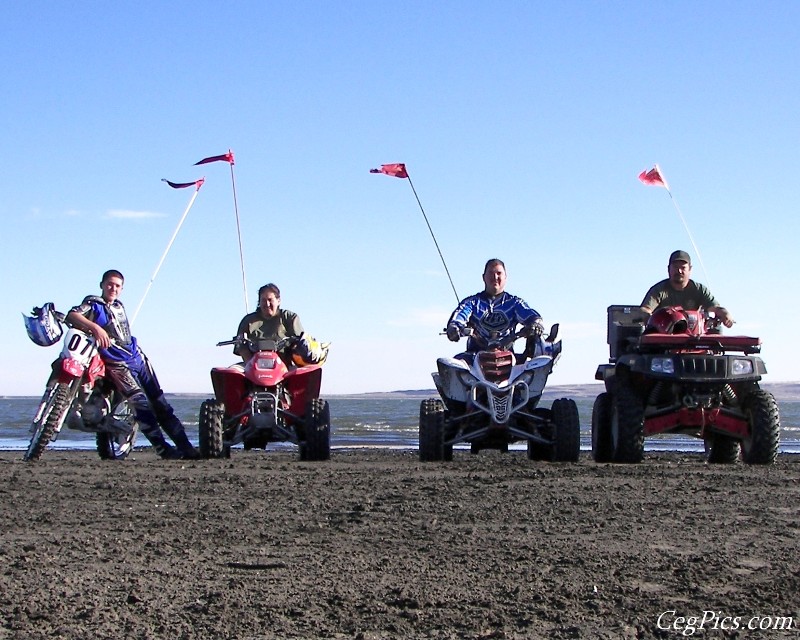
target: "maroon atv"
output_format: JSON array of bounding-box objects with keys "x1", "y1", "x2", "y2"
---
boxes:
[
  {"x1": 592, "y1": 305, "x2": 780, "y2": 464},
  {"x1": 198, "y1": 336, "x2": 330, "y2": 461}
]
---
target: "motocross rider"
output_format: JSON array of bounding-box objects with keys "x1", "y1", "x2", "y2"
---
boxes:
[
  {"x1": 446, "y1": 259, "x2": 544, "y2": 362},
  {"x1": 66, "y1": 269, "x2": 199, "y2": 460},
  {"x1": 640, "y1": 250, "x2": 735, "y2": 328}
]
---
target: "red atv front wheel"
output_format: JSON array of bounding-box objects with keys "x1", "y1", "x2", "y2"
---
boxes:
[
  {"x1": 199, "y1": 399, "x2": 229, "y2": 459},
  {"x1": 741, "y1": 389, "x2": 780, "y2": 465}
]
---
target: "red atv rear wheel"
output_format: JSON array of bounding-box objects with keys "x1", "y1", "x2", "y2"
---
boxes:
[{"x1": 302, "y1": 398, "x2": 331, "y2": 461}]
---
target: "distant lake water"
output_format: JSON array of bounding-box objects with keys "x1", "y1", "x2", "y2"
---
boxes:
[{"x1": 2, "y1": 384, "x2": 799, "y2": 455}]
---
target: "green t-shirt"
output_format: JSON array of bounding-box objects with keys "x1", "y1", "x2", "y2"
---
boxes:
[
  {"x1": 640, "y1": 279, "x2": 719, "y2": 312},
  {"x1": 234, "y1": 308, "x2": 303, "y2": 358}
]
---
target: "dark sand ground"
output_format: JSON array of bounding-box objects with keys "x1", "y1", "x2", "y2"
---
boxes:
[{"x1": 1, "y1": 449, "x2": 798, "y2": 639}]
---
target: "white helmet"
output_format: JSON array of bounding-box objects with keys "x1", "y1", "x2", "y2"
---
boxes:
[{"x1": 23, "y1": 303, "x2": 64, "y2": 347}]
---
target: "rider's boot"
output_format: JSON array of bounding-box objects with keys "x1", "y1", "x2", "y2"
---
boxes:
[
  {"x1": 152, "y1": 396, "x2": 200, "y2": 459},
  {"x1": 161, "y1": 423, "x2": 200, "y2": 459},
  {"x1": 139, "y1": 425, "x2": 180, "y2": 459}
]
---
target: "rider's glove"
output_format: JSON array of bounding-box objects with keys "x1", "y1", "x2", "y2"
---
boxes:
[
  {"x1": 446, "y1": 323, "x2": 461, "y2": 342},
  {"x1": 523, "y1": 321, "x2": 544, "y2": 339}
]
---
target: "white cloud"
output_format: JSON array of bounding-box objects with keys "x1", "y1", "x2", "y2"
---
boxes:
[{"x1": 105, "y1": 209, "x2": 165, "y2": 219}]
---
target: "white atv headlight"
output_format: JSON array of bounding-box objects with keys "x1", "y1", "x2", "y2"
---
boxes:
[
  {"x1": 731, "y1": 359, "x2": 754, "y2": 375},
  {"x1": 650, "y1": 357, "x2": 674, "y2": 374}
]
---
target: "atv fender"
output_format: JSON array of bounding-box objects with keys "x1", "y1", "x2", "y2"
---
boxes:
[
  {"x1": 520, "y1": 356, "x2": 555, "y2": 397},
  {"x1": 435, "y1": 357, "x2": 472, "y2": 403},
  {"x1": 284, "y1": 365, "x2": 323, "y2": 414}
]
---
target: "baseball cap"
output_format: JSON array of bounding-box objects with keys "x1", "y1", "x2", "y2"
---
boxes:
[{"x1": 669, "y1": 250, "x2": 691, "y2": 265}]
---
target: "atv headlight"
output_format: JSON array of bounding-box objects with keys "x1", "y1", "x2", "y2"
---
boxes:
[
  {"x1": 731, "y1": 359, "x2": 754, "y2": 375},
  {"x1": 650, "y1": 357, "x2": 675, "y2": 374},
  {"x1": 457, "y1": 371, "x2": 478, "y2": 387},
  {"x1": 255, "y1": 355, "x2": 278, "y2": 370}
]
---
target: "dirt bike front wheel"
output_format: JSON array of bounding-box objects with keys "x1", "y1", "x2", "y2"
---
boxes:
[{"x1": 24, "y1": 380, "x2": 79, "y2": 462}]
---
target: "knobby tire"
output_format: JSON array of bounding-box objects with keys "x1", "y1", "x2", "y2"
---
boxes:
[
  {"x1": 24, "y1": 382, "x2": 77, "y2": 462},
  {"x1": 303, "y1": 398, "x2": 331, "y2": 461},
  {"x1": 741, "y1": 389, "x2": 780, "y2": 465},
  {"x1": 419, "y1": 398, "x2": 447, "y2": 462},
  {"x1": 551, "y1": 398, "x2": 580, "y2": 462},
  {"x1": 591, "y1": 392, "x2": 614, "y2": 463},
  {"x1": 611, "y1": 381, "x2": 645, "y2": 464},
  {"x1": 199, "y1": 399, "x2": 227, "y2": 459}
]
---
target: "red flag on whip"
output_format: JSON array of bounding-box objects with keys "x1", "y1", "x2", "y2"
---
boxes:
[
  {"x1": 637, "y1": 163, "x2": 711, "y2": 287},
  {"x1": 370, "y1": 163, "x2": 408, "y2": 179},
  {"x1": 195, "y1": 151, "x2": 235, "y2": 166},
  {"x1": 162, "y1": 178, "x2": 205, "y2": 190},
  {"x1": 638, "y1": 164, "x2": 669, "y2": 190}
]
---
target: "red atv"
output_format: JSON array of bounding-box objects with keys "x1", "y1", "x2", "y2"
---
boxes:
[
  {"x1": 593, "y1": 305, "x2": 781, "y2": 464},
  {"x1": 198, "y1": 336, "x2": 330, "y2": 461}
]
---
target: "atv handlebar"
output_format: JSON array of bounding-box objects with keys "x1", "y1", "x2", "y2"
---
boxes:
[
  {"x1": 443, "y1": 322, "x2": 558, "y2": 350},
  {"x1": 216, "y1": 334, "x2": 301, "y2": 352}
]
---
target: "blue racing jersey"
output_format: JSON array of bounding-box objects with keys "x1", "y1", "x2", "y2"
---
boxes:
[
  {"x1": 69, "y1": 296, "x2": 140, "y2": 364},
  {"x1": 448, "y1": 291, "x2": 541, "y2": 352}
]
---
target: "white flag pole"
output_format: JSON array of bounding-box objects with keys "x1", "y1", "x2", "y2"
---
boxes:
[
  {"x1": 227, "y1": 156, "x2": 249, "y2": 313},
  {"x1": 131, "y1": 180, "x2": 204, "y2": 326}
]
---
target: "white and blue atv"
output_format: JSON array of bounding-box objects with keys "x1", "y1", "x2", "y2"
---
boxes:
[{"x1": 419, "y1": 324, "x2": 580, "y2": 462}]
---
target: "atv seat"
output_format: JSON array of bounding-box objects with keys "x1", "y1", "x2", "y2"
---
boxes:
[{"x1": 638, "y1": 333, "x2": 762, "y2": 354}]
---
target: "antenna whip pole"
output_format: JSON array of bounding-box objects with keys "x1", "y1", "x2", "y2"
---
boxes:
[
  {"x1": 639, "y1": 164, "x2": 712, "y2": 288},
  {"x1": 370, "y1": 163, "x2": 460, "y2": 303}
]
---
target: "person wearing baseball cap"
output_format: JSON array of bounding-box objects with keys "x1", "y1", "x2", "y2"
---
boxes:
[{"x1": 639, "y1": 250, "x2": 734, "y2": 328}]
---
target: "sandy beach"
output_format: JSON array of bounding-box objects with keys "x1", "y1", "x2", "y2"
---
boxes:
[{"x1": 1, "y1": 449, "x2": 799, "y2": 639}]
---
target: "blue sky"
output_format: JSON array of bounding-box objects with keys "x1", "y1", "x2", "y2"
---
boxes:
[{"x1": 2, "y1": 1, "x2": 798, "y2": 396}]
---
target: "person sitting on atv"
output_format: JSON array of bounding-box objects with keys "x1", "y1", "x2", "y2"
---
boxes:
[
  {"x1": 639, "y1": 250, "x2": 735, "y2": 328},
  {"x1": 234, "y1": 283, "x2": 326, "y2": 368},
  {"x1": 445, "y1": 258, "x2": 544, "y2": 363}
]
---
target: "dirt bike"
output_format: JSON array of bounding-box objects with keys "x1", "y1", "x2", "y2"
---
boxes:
[
  {"x1": 198, "y1": 335, "x2": 331, "y2": 461},
  {"x1": 23, "y1": 309, "x2": 139, "y2": 461},
  {"x1": 420, "y1": 323, "x2": 580, "y2": 462},
  {"x1": 592, "y1": 304, "x2": 780, "y2": 464}
]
